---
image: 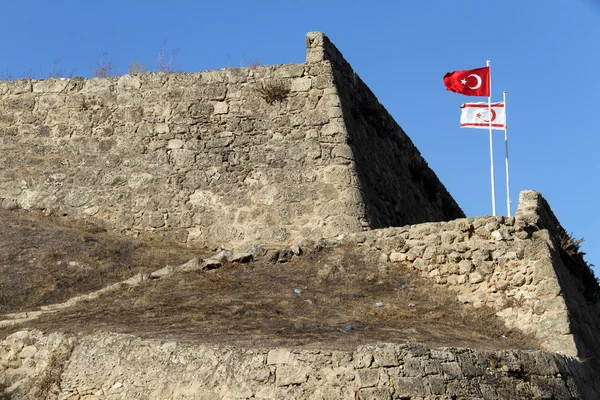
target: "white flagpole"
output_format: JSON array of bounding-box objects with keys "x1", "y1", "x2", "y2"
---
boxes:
[
  {"x1": 503, "y1": 91, "x2": 511, "y2": 217},
  {"x1": 487, "y1": 60, "x2": 496, "y2": 216}
]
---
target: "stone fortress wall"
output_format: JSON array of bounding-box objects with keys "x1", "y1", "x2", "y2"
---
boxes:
[
  {"x1": 1, "y1": 32, "x2": 599, "y2": 398},
  {"x1": 334, "y1": 191, "x2": 600, "y2": 364},
  {"x1": 0, "y1": 32, "x2": 462, "y2": 250},
  {"x1": 3, "y1": 190, "x2": 599, "y2": 399},
  {"x1": 1, "y1": 329, "x2": 598, "y2": 400}
]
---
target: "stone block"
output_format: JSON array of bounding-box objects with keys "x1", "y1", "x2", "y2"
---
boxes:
[
  {"x1": 389, "y1": 252, "x2": 405, "y2": 263},
  {"x1": 358, "y1": 387, "x2": 391, "y2": 400},
  {"x1": 458, "y1": 260, "x2": 473, "y2": 274},
  {"x1": 355, "y1": 368, "x2": 379, "y2": 388},
  {"x1": 440, "y1": 361, "x2": 463, "y2": 379},
  {"x1": 422, "y1": 246, "x2": 437, "y2": 260},
  {"x1": 535, "y1": 279, "x2": 561, "y2": 298},
  {"x1": 425, "y1": 376, "x2": 446, "y2": 395},
  {"x1": 290, "y1": 77, "x2": 312, "y2": 92},
  {"x1": 213, "y1": 101, "x2": 229, "y2": 114},
  {"x1": 275, "y1": 365, "x2": 309, "y2": 386},
  {"x1": 402, "y1": 357, "x2": 422, "y2": 377},
  {"x1": 469, "y1": 271, "x2": 484, "y2": 284},
  {"x1": 18, "y1": 345, "x2": 37, "y2": 359},
  {"x1": 267, "y1": 349, "x2": 291, "y2": 365},
  {"x1": 392, "y1": 377, "x2": 425, "y2": 398},
  {"x1": 167, "y1": 139, "x2": 184, "y2": 149},
  {"x1": 353, "y1": 351, "x2": 374, "y2": 369},
  {"x1": 170, "y1": 149, "x2": 196, "y2": 169}
]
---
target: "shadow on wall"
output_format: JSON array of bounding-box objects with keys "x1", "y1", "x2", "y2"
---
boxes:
[
  {"x1": 516, "y1": 190, "x2": 600, "y2": 382},
  {"x1": 313, "y1": 33, "x2": 464, "y2": 228}
]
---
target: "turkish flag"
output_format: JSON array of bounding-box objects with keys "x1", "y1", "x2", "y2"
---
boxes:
[{"x1": 444, "y1": 66, "x2": 490, "y2": 97}]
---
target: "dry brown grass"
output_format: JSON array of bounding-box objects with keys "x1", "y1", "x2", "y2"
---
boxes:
[
  {"x1": 34, "y1": 351, "x2": 70, "y2": 399},
  {"x1": 0, "y1": 208, "x2": 205, "y2": 315},
  {"x1": 127, "y1": 59, "x2": 148, "y2": 74},
  {"x1": 0, "y1": 208, "x2": 537, "y2": 352}
]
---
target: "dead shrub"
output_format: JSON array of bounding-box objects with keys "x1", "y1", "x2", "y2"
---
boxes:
[
  {"x1": 91, "y1": 52, "x2": 115, "y2": 78},
  {"x1": 46, "y1": 57, "x2": 76, "y2": 79},
  {"x1": 128, "y1": 59, "x2": 148, "y2": 74},
  {"x1": 157, "y1": 40, "x2": 179, "y2": 72},
  {"x1": 256, "y1": 80, "x2": 290, "y2": 104},
  {"x1": 557, "y1": 231, "x2": 599, "y2": 304},
  {"x1": 249, "y1": 60, "x2": 262, "y2": 69},
  {"x1": 35, "y1": 351, "x2": 70, "y2": 399},
  {"x1": 558, "y1": 230, "x2": 585, "y2": 258}
]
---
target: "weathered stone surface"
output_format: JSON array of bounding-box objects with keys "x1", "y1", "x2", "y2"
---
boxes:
[
  {"x1": 0, "y1": 31, "x2": 598, "y2": 400},
  {"x1": 0, "y1": 32, "x2": 462, "y2": 251},
  {"x1": 275, "y1": 365, "x2": 310, "y2": 386},
  {"x1": 0, "y1": 330, "x2": 595, "y2": 400},
  {"x1": 267, "y1": 348, "x2": 291, "y2": 365}
]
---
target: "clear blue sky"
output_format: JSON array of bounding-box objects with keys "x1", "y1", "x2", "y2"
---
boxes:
[{"x1": 1, "y1": 1, "x2": 598, "y2": 276}]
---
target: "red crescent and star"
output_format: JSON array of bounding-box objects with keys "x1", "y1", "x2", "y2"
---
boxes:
[{"x1": 476, "y1": 109, "x2": 496, "y2": 122}]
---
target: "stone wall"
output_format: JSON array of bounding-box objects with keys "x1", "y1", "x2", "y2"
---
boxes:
[
  {"x1": 306, "y1": 32, "x2": 464, "y2": 228},
  {"x1": 0, "y1": 32, "x2": 462, "y2": 249},
  {"x1": 514, "y1": 191, "x2": 600, "y2": 372},
  {"x1": 333, "y1": 191, "x2": 600, "y2": 364},
  {"x1": 2, "y1": 330, "x2": 599, "y2": 400}
]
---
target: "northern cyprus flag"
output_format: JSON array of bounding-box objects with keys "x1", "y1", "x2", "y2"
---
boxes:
[{"x1": 460, "y1": 102, "x2": 506, "y2": 130}]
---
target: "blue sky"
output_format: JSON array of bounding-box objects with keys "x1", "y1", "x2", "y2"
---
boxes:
[{"x1": 1, "y1": 0, "x2": 598, "y2": 276}]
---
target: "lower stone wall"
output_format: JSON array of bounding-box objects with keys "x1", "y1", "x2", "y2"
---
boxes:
[
  {"x1": 1, "y1": 330, "x2": 598, "y2": 400},
  {"x1": 331, "y1": 191, "x2": 600, "y2": 361}
]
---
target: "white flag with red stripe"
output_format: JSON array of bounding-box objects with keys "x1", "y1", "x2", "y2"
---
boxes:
[{"x1": 460, "y1": 102, "x2": 506, "y2": 130}]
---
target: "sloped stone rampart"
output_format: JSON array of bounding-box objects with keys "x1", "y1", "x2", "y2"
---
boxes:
[
  {"x1": 0, "y1": 32, "x2": 462, "y2": 249},
  {"x1": 2, "y1": 330, "x2": 599, "y2": 400},
  {"x1": 306, "y1": 32, "x2": 464, "y2": 227}
]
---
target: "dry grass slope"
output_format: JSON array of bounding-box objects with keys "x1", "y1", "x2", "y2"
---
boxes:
[{"x1": 0, "y1": 208, "x2": 537, "y2": 352}]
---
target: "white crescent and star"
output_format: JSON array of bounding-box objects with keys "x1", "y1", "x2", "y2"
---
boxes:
[
  {"x1": 460, "y1": 74, "x2": 483, "y2": 89},
  {"x1": 467, "y1": 74, "x2": 482, "y2": 89}
]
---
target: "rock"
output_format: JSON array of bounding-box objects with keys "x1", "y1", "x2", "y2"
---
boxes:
[
  {"x1": 179, "y1": 257, "x2": 203, "y2": 272},
  {"x1": 469, "y1": 272, "x2": 485, "y2": 284},
  {"x1": 287, "y1": 245, "x2": 302, "y2": 256},
  {"x1": 267, "y1": 349, "x2": 291, "y2": 365},
  {"x1": 201, "y1": 259, "x2": 222, "y2": 270},
  {"x1": 275, "y1": 365, "x2": 309, "y2": 387},
  {"x1": 458, "y1": 260, "x2": 473, "y2": 274},
  {"x1": 4, "y1": 200, "x2": 18, "y2": 210},
  {"x1": 18, "y1": 345, "x2": 37, "y2": 359},
  {"x1": 372, "y1": 346, "x2": 398, "y2": 367},
  {"x1": 265, "y1": 249, "x2": 280, "y2": 263},
  {"x1": 149, "y1": 265, "x2": 176, "y2": 279},
  {"x1": 248, "y1": 244, "x2": 265, "y2": 257},
  {"x1": 378, "y1": 253, "x2": 389, "y2": 263},
  {"x1": 214, "y1": 250, "x2": 233, "y2": 262},
  {"x1": 491, "y1": 231, "x2": 504, "y2": 241},
  {"x1": 389, "y1": 252, "x2": 405, "y2": 263},
  {"x1": 278, "y1": 248, "x2": 295, "y2": 263},
  {"x1": 355, "y1": 369, "x2": 379, "y2": 388},
  {"x1": 229, "y1": 252, "x2": 253, "y2": 263}
]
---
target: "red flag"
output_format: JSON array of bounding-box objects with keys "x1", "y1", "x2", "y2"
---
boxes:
[{"x1": 444, "y1": 66, "x2": 490, "y2": 97}]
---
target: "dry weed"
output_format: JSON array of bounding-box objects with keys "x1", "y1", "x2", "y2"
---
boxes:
[
  {"x1": 35, "y1": 351, "x2": 70, "y2": 399},
  {"x1": 256, "y1": 80, "x2": 290, "y2": 104},
  {"x1": 91, "y1": 52, "x2": 115, "y2": 78},
  {"x1": 128, "y1": 59, "x2": 148, "y2": 74}
]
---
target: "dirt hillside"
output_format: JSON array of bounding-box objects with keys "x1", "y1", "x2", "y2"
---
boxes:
[{"x1": 0, "y1": 208, "x2": 536, "y2": 351}]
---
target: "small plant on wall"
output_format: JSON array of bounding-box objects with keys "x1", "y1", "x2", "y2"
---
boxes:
[{"x1": 256, "y1": 80, "x2": 290, "y2": 104}]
